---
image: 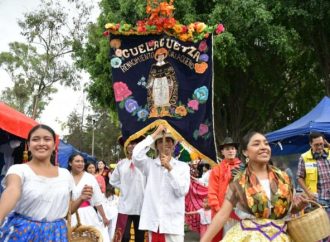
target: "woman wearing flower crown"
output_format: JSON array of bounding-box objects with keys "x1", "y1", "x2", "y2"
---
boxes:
[{"x1": 201, "y1": 131, "x2": 308, "y2": 242}]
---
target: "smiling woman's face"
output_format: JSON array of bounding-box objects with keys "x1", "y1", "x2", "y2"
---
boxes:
[
  {"x1": 28, "y1": 128, "x2": 55, "y2": 162},
  {"x1": 243, "y1": 133, "x2": 271, "y2": 164},
  {"x1": 70, "y1": 155, "x2": 85, "y2": 174}
]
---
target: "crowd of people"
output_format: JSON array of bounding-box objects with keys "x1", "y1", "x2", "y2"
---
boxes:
[{"x1": 0, "y1": 123, "x2": 329, "y2": 242}]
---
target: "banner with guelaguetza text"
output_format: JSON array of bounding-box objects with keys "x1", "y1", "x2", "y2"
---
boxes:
[{"x1": 110, "y1": 33, "x2": 217, "y2": 164}]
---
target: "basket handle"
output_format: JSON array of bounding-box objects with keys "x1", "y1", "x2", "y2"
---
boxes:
[
  {"x1": 306, "y1": 200, "x2": 324, "y2": 209},
  {"x1": 75, "y1": 208, "x2": 82, "y2": 227},
  {"x1": 299, "y1": 199, "x2": 325, "y2": 215}
]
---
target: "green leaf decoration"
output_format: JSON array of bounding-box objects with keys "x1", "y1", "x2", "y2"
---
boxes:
[
  {"x1": 119, "y1": 101, "x2": 125, "y2": 109},
  {"x1": 193, "y1": 130, "x2": 199, "y2": 140}
]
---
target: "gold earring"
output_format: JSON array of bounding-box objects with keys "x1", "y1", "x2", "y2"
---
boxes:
[{"x1": 245, "y1": 157, "x2": 249, "y2": 163}]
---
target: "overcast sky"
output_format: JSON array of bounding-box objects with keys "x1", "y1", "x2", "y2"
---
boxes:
[{"x1": 0, "y1": 0, "x2": 100, "y2": 137}]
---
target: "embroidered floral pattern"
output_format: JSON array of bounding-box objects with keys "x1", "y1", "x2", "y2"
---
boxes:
[
  {"x1": 115, "y1": 77, "x2": 150, "y2": 122},
  {"x1": 193, "y1": 86, "x2": 209, "y2": 103},
  {"x1": 111, "y1": 57, "x2": 122, "y2": 68},
  {"x1": 113, "y1": 82, "x2": 132, "y2": 102},
  {"x1": 193, "y1": 120, "x2": 211, "y2": 140},
  {"x1": 125, "y1": 99, "x2": 139, "y2": 113},
  {"x1": 115, "y1": 83, "x2": 210, "y2": 121},
  {"x1": 187, "y1": 99, "x2": 199, "y2": 111}
]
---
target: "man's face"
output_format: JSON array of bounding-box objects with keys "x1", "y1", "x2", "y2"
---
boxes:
[
  {"x1": 126, "y1": 141, "x2": 137, "y2": 156},
  {"x1": 310, "y1": 136, "x2": 325, "y2": 153},
  {"x1": 221, "y1": 145, "x2": 237, "y2": 160},
  {"x1": 156, "y1": 137, "x2": 174, "y2": 156}
]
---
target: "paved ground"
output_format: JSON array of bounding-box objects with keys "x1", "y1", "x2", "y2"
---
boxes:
[{"x1": 185, "y1": 230, "x2": 200, "y2": 242}]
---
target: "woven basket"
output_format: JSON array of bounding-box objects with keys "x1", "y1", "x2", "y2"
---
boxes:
[
  {"x1": 287, "y1": 200, "x2": 330, "y2": 242},
  {"x1": 67, "y1": 203, "x2": 103, "y2": 242}
]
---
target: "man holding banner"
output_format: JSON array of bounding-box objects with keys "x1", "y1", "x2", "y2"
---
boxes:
[{"x1": 132, "y1": 125, "x2": 190, "y2": 242}]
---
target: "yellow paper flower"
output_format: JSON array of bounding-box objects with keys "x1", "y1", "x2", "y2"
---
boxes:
[
  {"x1": 173, "y1": 24, "x2": 183, "y2": 34},
  {"x1": 105, "y1": 23, "x2": 116, "y2": 29},
  {"x1": 196, "y1": 22, "x2": 207, "y2": 33},
  {"x1": 179, "y1": 33, "x2": 191, "y2": 42},
  {"x1": 188, "y1": 23, "x2": 195, "y2": 33}
]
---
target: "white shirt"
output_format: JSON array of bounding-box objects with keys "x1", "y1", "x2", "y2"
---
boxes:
[
  {"x1": 197, "y1": 208, "x2": 211, "y2": 225},
  {"x1": 132, "y1": 135, "x2": 190, "y2": 235},
  {"x1": 71, "y1": 171, "x2": 103, "y2": 206},
  {"x1": 198, "y1": 170, "x2": 210, "y2": 186},
  {"x1": 260, "y1": 179, "x2": 271, "y2": 200},
  {"x1": 2, "y1": 164, "x2": 74, "y2": 221},
  {"x1": 110, "y1": 158, "x2": 145, "y2": 215}
]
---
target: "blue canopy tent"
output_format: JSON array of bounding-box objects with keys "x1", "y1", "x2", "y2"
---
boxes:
[
  {"x1": 57, "y1": 140, "x2": 97, "y2": 168},
  {"x1": 266, "y1": 96, "x2": 330, "y2": 156}
]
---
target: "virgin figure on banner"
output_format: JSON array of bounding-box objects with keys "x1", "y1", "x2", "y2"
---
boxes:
[{"x1": 146, "y1": 48, "x2": 178, "y2": 118}]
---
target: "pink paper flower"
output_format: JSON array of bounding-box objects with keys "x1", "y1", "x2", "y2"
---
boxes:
[
  {"x1": 199, "y1": 123, "x2": 209, "y2": 136},
  {"x1": 188, "y1": 99, "x2": 199, "y2": 111},
  {"x1": 215, "y1": 24, "x2": 225, "y2": 35},
  {"x1": 113, "y1": 82, "x2": 132, "y2": 102}
]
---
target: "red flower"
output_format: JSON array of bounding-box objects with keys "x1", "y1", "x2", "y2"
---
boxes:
[
  {"x1": 215, "y1": 24, "x2": 225, "y2": 35},
  {"x1": 113, "y1": 82, "x2": 132, "y2": 102},
  {"x1": 137, "y1": 26, "x2": 147, "y2": 32},
  {"x1": 163, "y1": 17, "x2": 176, "y2": 29},
  {"x1": 181, "y1": 25, "x2": 188, "y2": 33},
  {"x1": 103, "y1": 31, "x2": 109, "y2": 37}
]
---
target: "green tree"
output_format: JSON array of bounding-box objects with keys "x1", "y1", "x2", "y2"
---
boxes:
[
  {"x1": 63, "y1": 109, "x2": 123, "y2": 162},
  {"x1": 75, "y1": 0, "x2": 326, "y2": 145},
  {"x1": 0, "y1": 0, "x2": 92, "y2": 118}
]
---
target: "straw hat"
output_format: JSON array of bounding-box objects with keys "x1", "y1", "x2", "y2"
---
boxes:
[
  {"x1": 151, "y1": 131, "x2": 177, "y2": 150},
  {"x1": 117, "y1": 135, "x2": 145, "y2": 147},
  {"x1": 218, "y1": 137, "x2": 239, "y2": 150}
]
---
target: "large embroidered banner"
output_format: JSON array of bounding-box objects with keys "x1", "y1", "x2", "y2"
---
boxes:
[{"x1": 110, "y1": 33, "x2": 216, "y2": 163}]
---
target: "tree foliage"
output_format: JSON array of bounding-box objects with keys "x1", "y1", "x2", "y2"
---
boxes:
[
  {"x1": 63, "y1": 109, "x2": 123, "y2": 162},
  {"x1": 0, "y1": 0, "x2": 92, "y2": 118},
  {"x1": 74, "y1": 0, "x2": 328, "y2": 144}
]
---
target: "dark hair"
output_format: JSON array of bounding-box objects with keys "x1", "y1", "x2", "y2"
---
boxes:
[
  {"x1": 85, "y1": 162, "x2": 96, "y2": 171},
  {"x1": 241, "y1": 131, "x2": 263, "y2": 151},
  {"x1": 96, "y1": 160, "x2": 109, "y2": 174},
  {"x1": 27, "y1": 124, "x2": 56, "y2": 164},
  {"x1": 67, "y1": 153, "x2": 84, "y2": 171},
  {"x1": 105, "y1": 185, "x2": 116, "y2": 198},
  {"x1": 203, "y1": 163, "x2": 211, "y2": 170},
  {"x1": 309, "y1": 132, "x2": 324, "y2": 143},
  {"x1": 28, "y1": 124, "x2": 56, "y2": 142}
]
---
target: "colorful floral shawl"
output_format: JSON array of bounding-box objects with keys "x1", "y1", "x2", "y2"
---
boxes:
[{"x1": 237, "y1": 165, "x2": 293, "y2": 219}]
